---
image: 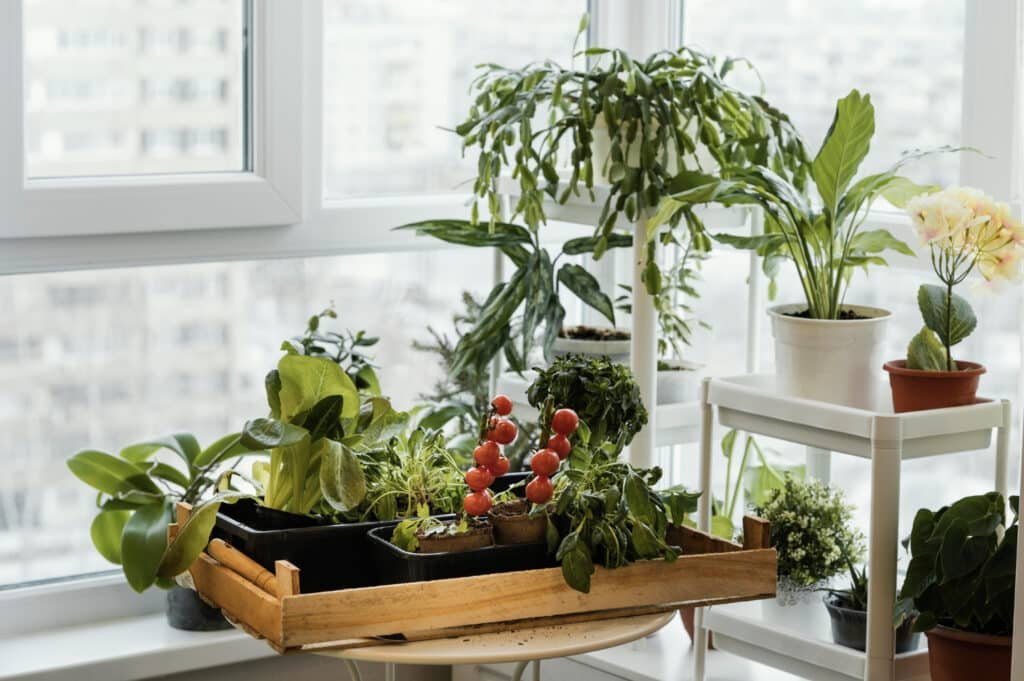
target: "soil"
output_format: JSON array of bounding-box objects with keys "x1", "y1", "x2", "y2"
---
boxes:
[
  {"x1": 490, "y1": 499, "x2": 531, "y2": 518},
  {"x1": 784, "y1": 309, "x2": 871, "y2": 320},
  {"x1": 657, "y1": 360, "x2": 696, "y2": 372},
  {"x1": 558, "y1": 325, "x2": 631, "y2": 341},
  {"x1": 416, "y1": 519, "x2": 493, "y2": 554}
]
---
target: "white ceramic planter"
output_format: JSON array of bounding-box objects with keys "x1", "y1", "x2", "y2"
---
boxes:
[
  {"x1": 551, "y1": 334, "x2": 631, "y2": 363},
  {"x1": 769, "y1": 303, "x2": 891, "y2": 410},
  {"x1": 656, "y1": 359, "x2": 704, "y2": 404},
  {"x1": 589, "y1": 114, "x2": 716, "y2": 184}
]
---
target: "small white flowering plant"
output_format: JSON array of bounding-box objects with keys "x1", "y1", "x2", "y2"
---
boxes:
[
  {"x1": 755, "y1": 475, "x2": 864, "y2": 589},
  {"x1": 904, "y1": 187, "x2": 1024, "y2": 371}
]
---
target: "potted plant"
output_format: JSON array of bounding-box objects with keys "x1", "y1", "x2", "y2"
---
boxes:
[
  {"x1": 755, "y1": 476, "x2": 864, "y2": 605},
  {"x1": 652, "y1": 90, "x2": 947, "y2": 409},
  {"x1": 823, "y1": 557, "x2": 920, "y2": 653},
  {"x1": 552, "y1": 324, "x2": 631, "y2": 363},
  {"x1": 390, "y1": 508, "x2": 494, "y2": 554},
  {"x1": 282, "y1": 306, "x2": 383, "y2": 395},
  {"x1": 884, "y1": 187, "x2": 1024, "y2": 411},
  {"x1": 895, "y1": 492, "x2": 1017, "y2": 681},
  {"x1": 526, "y1": 353, "x2": 648, "y2": 445},
  {"x1": 67, "y1": 432, "x2": 259, "y2": 629}
]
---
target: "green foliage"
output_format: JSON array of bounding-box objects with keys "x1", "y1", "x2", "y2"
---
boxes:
[
  {"x1": 455, "y1": 21, "x2": 807, "y2": 293},
  {"x1": 68, "y1": 433, "x2": 260, "y2": 592},
  {"x1": 831, "y1": 560, "x2": 870, "y2": 611},
  {"x1": 906, "y1": 326, "x2": 948, "y2": 371},
  {"x1": 527, "y1": 354, "x2": 648, "y2": 445},
  {"x1": 390, "y1": 505, "x2": 472, "y2": 553},
  {"x1": 397, "y1": 219, "x2": 629, "y2": 375},
  {"x1": 281, "y1": 306, "x2": 382, "y2": 395},
  {"x1": 552, "y1": 427, "x2": 680, "y2": 592},
  {"x1": 755, "y1": 476, "x2": 864, "y2": 587},
  {"x1": 651, "y1": 90, "x2": 946, "y2": 319},
  {"x1": 896, "y1": 493, "x2": 1018, "y2": 636}
]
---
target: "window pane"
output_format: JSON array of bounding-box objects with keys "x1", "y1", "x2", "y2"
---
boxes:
[
  {"x1": 23, "y1": 0, "x2": 247, "y2": 178},
  {"x1": 0, "y1": 251, "x2": 488, "y2": 586},
  {"x1": 683, "y1": 0, "x2": 964, "y2": 185},
  {"x1": 322, "y1": 0, "x2": 587, "y2": 198}
]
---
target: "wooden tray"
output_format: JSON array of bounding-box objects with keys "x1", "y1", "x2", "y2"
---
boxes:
[{"x1": 173, "y1": 503, "x2": 776, "y2": 653}]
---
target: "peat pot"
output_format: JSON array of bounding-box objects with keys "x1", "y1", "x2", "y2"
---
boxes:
[
  {"x1": 925, "y1": 626, "x2": 1011, "y2": 681},
  {"x1": 883, "y1": 360, "x2": 985, "y2": 412},
  {"x1": 769, "y1": 304, "x2": 891, "y2": 409},
  {"x1": 489, "y1": 500, "x2": 547, "y2": 545}
]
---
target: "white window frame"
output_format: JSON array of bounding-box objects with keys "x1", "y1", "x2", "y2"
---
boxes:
[{"x1": 0, "y1": 0, "x2": 304, "y2": 241}]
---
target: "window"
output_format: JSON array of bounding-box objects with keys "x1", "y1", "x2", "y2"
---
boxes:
[
  {"x1": 322, "y1": 0, "x2": 588, "y2": 198},
  {"x1": 23, "y1": 0, "x2": 247, "y2": 177},
  {"x1": 683, "y1": 0, "x2": 965, "y2": 186},
  {"x1": 0, "y1": 249, "x2": 491, "y2": 587}
]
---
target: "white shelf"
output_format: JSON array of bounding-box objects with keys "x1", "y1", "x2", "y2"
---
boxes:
[
  {"x1": 708, "y1": 374, "x2": 1006, "y2": 458},
  {"x1": 705, "y1": 600, "x2": 929, "y2": 681},
  {"x1": 496, "y1": 371, "x2": 701, "y2": 447}
]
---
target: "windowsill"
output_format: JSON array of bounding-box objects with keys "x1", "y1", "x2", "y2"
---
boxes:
[{"x1": 0, "y1": 613, "x2": 273, "y2": 681}]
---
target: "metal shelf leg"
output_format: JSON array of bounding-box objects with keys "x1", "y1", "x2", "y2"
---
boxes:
[
  {"x1": 865, "y1": 416, "x2": 901, "y2": 681},
  {"x1": 694, "y1": 378, "x2": 714, "y2": 681}
]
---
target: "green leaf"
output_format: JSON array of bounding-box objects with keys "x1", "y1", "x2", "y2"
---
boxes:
[
  {"x1": 158, "y1": 493, "x2": 241, "y2": 580},
  {"x1": 240, "y1": 418, "x2": 308, "y2": 450},
  {"x1": 68, "y1": 450, "x2": 161, "y2": 496},
  {"x1": 918, "y1": 284, "x2": 976, "y2": 349},
  {"x1": 624, "y1": 473, "x2": 656, "y2": 524},
  {"x1": 881, "y1": 176, "x2": 940, "y2": 208},
  {"x1": 557, "y1": 263, "x2": 615, "y2": 325},
  {"x1": 906, "y1": 327, "x2": 947, "y2": 371},
  {"x1": 396, "y1": 219, "x2": 532, "y2": 248},
  {"x1": 277, "y1": 354, "x2": 360, "y2": 423},
  {"x1": 319, "y1": 440, "x2": 367, "y2": 513},
  {"x1": 562, "y1": 233, "x2": 632, "y2": 255},
  {"x1": 711, "y1": 514, "x2": 734, "y2": 540},
  {"x1": 302, "y1": 394, "x2": 344, "y2": 441},
  {"x1": 194, "y1": 433, "x2": 254, "y2": 468},
  {"x1": 265, "y1": 370, "x2": 282, "y2": 419},
  {"x1": 849, "y1": 229, "x2": 914, "y2": 257},
  {"x1": 90, "y1": 510, "x2": 131, "y2": 564},
  {"x1": 120, "y1": 433, "x2": 201, "y2": 469},
  {"x1": 147, "y1": 462, "x2": 191, "y2": 489},
  {"x1": 811, "y1": 89, "x2": 875, "y2": 214},
  {"x1": 121, "y1": 502, "x2": 172, "y2": 592},
  {"x1": 559, "y1": 534, "x2": 595, "y2": 593}
]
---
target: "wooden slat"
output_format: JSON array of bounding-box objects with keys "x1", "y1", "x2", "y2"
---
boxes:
[
  {"x1": 207, "y1": 539, "x2": 280, "y2": 597},
  {"x1": 190, "y1": 552, "x2": 284, "y2": 646},
  {"x1": 279, "y1": 549, "x2": 776, "y2": 646},
  {"x1": 743, "y1": 516, "x2": 772, "y2": 550},
  {"x1": 666, "y1": 524, "x2": 741, "y2": 554},
  {"x1": 276, "y1": 560, "x2": 301, "y2": 597}
]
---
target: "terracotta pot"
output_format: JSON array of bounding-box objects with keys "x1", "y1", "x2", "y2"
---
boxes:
[
  {"x1": 489, "y1": 501, "x2": 547, "y2": 545},
  {"x1": 926, "y1": 626, "x2": 1011, "y2": 681},
  {"x1": 417, "y1": 525, "x2": 493, "y2": 554},
  {"x1": 883, "y1": 360, "x2": 985, "y2": 412}
]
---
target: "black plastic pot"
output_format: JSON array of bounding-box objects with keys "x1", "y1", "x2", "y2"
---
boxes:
[
  {"x1": 367, "y1": 525, "x2": 553, "y2": 583},
  {"x1": 212, "y1": 498, "x2": 397, "y2": 593},
  {"x1": 823, "y1": 593, "x2": 921, "y2": 653},
  {"x1": 491, "y1": 471, "x2": 530, "y2": 496},
  {"x1": 166, "y1": 586, "x2": 233, "y2": 631}
]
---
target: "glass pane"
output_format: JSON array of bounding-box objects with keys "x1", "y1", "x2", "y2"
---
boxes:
[
  {"x1": 683, "y1": 0, "x2": 964, "y2": 185},
  {"x1": 0, "y1": 251, "x2": 489, "y2": 586},
  {"x1": 23, "y1": 0, "x2": 247, "y2": 178},
  {"x1": 322, "y1": 0, "x2": 587, "y2": 199}
]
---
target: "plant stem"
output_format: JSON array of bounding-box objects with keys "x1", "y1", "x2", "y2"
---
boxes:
[{"x1": 945, "y1": 279, "x2": 954, "y2": 371}]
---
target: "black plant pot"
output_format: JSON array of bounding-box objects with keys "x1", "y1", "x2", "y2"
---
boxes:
[
  {"x1": 823, "y1": 593, "x2": 920, "y2": 653},
  {"x1": 166, "y1": 586, "x2": 233, "y2": 631}
]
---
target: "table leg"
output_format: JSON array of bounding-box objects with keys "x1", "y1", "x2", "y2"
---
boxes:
[
  {"x1": 694, "y1": 378, "x2": 713, "y2": 681},
  {"x1": 384, "y1": 662, "x2": 396, "y2": 681},
  {"x1": 1010, "y1": 406, "x2": 1024, "y2": 680},
  {"x1": 342, "y1": 660, "x2": 362, "y2": 681},
  {"x1": 532, "y1": 659, "x2": 540, "y2": 681},
  {"x1": 511, "y1": 661, "x2": 529, "y2": 681},
  {"x1": 865, "y1": 416, "x2": 901, "y2": 681},
  {"x1": 994, "y1": 400, "x2": 1011, "y2": 502}
]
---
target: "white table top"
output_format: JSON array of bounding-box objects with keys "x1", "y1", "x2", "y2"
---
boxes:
[{"x1": 314, "y1": 612, "x2": 675, "y2": 666}]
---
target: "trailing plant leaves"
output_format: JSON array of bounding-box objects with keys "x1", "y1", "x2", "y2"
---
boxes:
[
  {"x1": 811, "y1": 89, "x2": 875, "y2": 215},
  {"x1": 562, "y1": 233, "x2": 632, "y2": 255},
  {"x1": 90, "y1": 510, "x2": 131, "y2": 564},
  {"x1": 906, "y1": 327, "x2": 947, "y2": 371},
  {"x1": 320, "y1": 440, "x2": 367, "y2": 512},
  {"x1": 121, "y1": 501, "x2": 172, "y2": 592},
  {"x1": 241, "y1": 418, "x2": 308, "y2": 450},
  {"x1": 68, "y1": 450, "x2": 162, "y2": 497},
  {"x1": 917, "y1": 284, "x2": 976, "y2": 349},
  {"x1": 557, "y1": 263, "x2": 615, "y2": 325},
  {"x1": 158, "y1": 493, "x2": 241, "y2": 580},
  {"x1": 397, "y1": 219, "x2": 532, "y2": 248}
]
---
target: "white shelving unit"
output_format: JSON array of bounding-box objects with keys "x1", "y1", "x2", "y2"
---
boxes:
[
  {"x1": 693, "y1": 374, "x2": 1013, "y2": 681},
  {"x1": 494, "y1": 177, "x2": 764, "y2": 462}
]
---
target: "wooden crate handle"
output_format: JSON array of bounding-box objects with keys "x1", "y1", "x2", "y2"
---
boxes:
[
  {"x1": 742, "y1": 516, "x2": 771, "y2": 550},
  {"x1": 176, "y1": 501, "x2": 193, "y2": 525},
  {"x1": 208, "y1": 539, "x2": 281, "y2": 598}
]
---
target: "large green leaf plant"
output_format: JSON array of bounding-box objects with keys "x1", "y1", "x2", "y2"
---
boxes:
[{"x1": 650, "y1": 89, "x2": 943, "y2": 319}]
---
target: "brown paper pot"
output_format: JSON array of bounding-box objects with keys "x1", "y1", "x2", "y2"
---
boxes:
[
  {"x1": 417, "y1": 525, "x2": 493, "y2": 553},
  {"x1": 925, "y1": 626, "x2": 1011, "y2": 681},
  {"x1": 883, "y1": 360, "x2": 985, "y2": 412},
  {"x1": 489, "y1": 501, "x2": 547, "y2": 545}
]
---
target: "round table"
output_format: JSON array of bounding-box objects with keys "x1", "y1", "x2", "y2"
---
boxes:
[{"x1": 316, "y1": 611, "x2": 675, "y2": 681}]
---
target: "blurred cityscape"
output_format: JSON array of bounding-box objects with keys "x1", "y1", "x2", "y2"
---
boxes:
[{"x1": 4, "y1": 0, "x2": 1009, "y2": 588}]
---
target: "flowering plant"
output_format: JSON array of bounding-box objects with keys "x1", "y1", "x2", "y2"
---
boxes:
[
  {"x1": 905, "y1": 187, "x2": 1024, "y2": 371},
  {"x1": 755, "y1": 476, "x2": 864, "y2": 589}
]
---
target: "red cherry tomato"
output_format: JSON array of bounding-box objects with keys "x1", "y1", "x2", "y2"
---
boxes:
[
  {"x1": 491, "y1": 394, "x2": 513, "y2": 416},
  {"x1": 487, "y1": 418, "x2": 518, "y2": 445},
  {"x1": 551, "y1": 408, "x2": 579, "y2": 436},
  {"x1": 547, "y1": 434, "x2": 571, "y2": 460},
  {"x1": 530, "y1": 449, "x2": 560, "y2": 477},
  {"x1": 526, "y1": 475, "x2": 554, "y2": 504},
  {"x1": 463, "y1": 490, "x2": 492, "y2": 516},
  {"x1": 473, "y1": 441, "x2": 500, "y2": 468},
  {"x1": 488, "y1": 454, "x2": 510, "y2": 477},
  {"x1": 465, "y1": 466, "x2": 495, "y2": 492}
]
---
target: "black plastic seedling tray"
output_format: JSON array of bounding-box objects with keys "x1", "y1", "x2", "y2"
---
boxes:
[
  {"x1": 212, "y1": 498, "x2": 397, "y2": 593},
  {"x1": 367, "y1": 524, "x2": 554, "y2": 584}
]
